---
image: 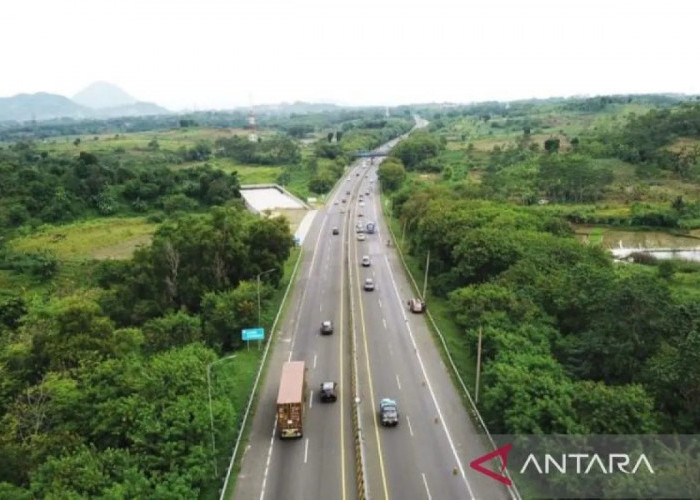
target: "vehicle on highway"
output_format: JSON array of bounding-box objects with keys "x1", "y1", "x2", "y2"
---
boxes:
[
  {"x1": 361, "y1": 255, "x2": 371, "y2": 267},
  {"x1": 364, "y1": 278, "x2": 375, "y2": 291},
  {"x1": 365, "y1": 222, "x2": 376, "y2": 234},
  {"x1": 379, "y1": 398, "x2": 399, "y2": 426},
  {"x1": 365, "y1": 191, "x2": 370, "y2": 196},
  {"x1": 342, "y1": 198, "x2": 346, "y2": 203},
  {"x1": 346, "y1": 190, "x2": 351, "y2": 195},
  {"x1": 357, "y1": 233, "x2": 366, "y2": 241},
  {"x1": 320, "y1": 320, "x2": 333, "y2": 335},
  {"x1": 320, "y1": 381, "x2": 337, "y2": 403},
  {"x1": 277, "y1": 361, "x2": 306, "y2": 438},
  {"x1": 356, "y1": 222, "x2": 364, "y2": 232},
  {"x1": 359, "y1": 202, "x2": 365, "y2": 207},
  {"x1": 358, "y1": 212, "x2": 363, "y2": 217},
  {"x1": 332, "y1": 227, "x2": 339, "y2": 235},
  {"x1": 408, "y1": 298, "x2": 426, "y2": 313}
]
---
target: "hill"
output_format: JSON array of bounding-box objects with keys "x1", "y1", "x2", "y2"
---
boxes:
[
  {"x1": 0, "y1": 92, "x2": 90, "y2": 122},
  {"x1": 73, "y1": 81, "x2": 137, "y2": 109}
]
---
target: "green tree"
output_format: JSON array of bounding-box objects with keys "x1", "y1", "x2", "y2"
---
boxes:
[
  {"x1": 377, "y1": 157, "x2": 405, "y2": 191},
  {"x1": 142, "y1": 312, "x2": 201, "y2": 353}
]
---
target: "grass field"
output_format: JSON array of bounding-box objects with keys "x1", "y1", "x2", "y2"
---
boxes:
[{"x1": 11, "y1": 217, "x2": 157, "y2": 260}]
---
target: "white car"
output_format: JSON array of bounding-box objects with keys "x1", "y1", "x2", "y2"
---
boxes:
[
  {"x1": 364, "y1": 278, "x2": 375, "y2": 291},
  {"x1": 357, "y1": 233, "x2": 366, "y2": 241},
  {"x1": 361, "y1": 255, "x2": 371, "y2": 267}
]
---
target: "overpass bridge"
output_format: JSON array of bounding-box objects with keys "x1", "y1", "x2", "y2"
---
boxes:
[{"x1": 350, "y1": 150, "x2": 388, "y2": 158}]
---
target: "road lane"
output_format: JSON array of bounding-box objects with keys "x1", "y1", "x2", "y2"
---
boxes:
[
  {"x1": 234, "y1": 160, "x2": 368, "y2": 500},
  {"x1": 352, "y1": 157, "x2": 511, "y2": 500}
]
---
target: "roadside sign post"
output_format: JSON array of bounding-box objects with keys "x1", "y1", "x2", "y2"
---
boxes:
[{"x1": 242, "y1": 327, "x2": 265, "y2": 350}]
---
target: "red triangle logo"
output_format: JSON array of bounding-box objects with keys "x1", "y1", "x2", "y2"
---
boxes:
[{"x1": 469, "y1": 443, "x2": 513, "y2": 486}]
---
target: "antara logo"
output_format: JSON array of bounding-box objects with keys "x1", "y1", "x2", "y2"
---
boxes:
[
  {"x1": 520, "y1": 453, "x2": 655, "y2": 475},
  {"x1": 470, "y1": 444, "x2": 655, "y2": 486},
  {"x1": 469, "y1": 444, "x2": 513, "y2": 486}
]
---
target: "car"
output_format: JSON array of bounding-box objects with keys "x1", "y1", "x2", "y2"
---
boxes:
[
  {"x1": 358, "y1": 212, "x2": 363, "y2": 217},
  {"x1": 357, "y1": 233, "x2": 366, "y2": 241},
  {"x1": 342, "y1": 198, "x2": 346, "y2": 203},
  {"x1": 334, "y1": 201, "x2": 338, "y2": 205},
  {"x1": 365, "y1": 191, "x2": 370, "y2": 196},
  {"x1": 408, "y1": 298, "x2": 426, "y2": 313},
  {"x1": 346, "y1": 190, "x2": 351, "y2": 195},
  {"x1": 364, "y1": 278, "x2": 375, "y2": 291},
  {"x1": 320, "y1": 382, "x2": 337, "y2": 402},
  {"x1": 361, "y1": 255, "x2": 371, "y2": 267},
  {"x1": 379, "y1": 398, "x2": 399, "y2": 426},
  {"x1": 332, "y1": 227, "x2": 339, "y2": 235},
  {"x1": 359, "y1": 202, "x2": 365, "y2": 207},
  {"x1": 320, "y1": 320, "x2": 333, "y2": 335}
]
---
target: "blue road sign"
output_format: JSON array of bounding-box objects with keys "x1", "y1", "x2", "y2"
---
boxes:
[{"x1": 242, "y1": 328, "x2": 265, "y2": 341}]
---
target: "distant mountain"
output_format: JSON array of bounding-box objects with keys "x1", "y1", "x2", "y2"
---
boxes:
[
  {"x1": 0, "y1": 83, "x2": 169, "y2": 123},
  {"x1": 95, "y1": 101, "x2": 169, "y2": 118},
  {"x1": 73, "y1": 81, "x2": 137, "y2": 109},
  {"x1": 0, "y1": 92, "x2": 90, "y2": 122}
]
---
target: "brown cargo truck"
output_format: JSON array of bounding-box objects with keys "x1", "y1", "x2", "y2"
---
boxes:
[{"x1": 276, "y1": 361, "x2": 306, "y2": 439}]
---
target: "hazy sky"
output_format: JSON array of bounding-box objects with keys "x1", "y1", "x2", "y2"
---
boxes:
[{"x1": 3, "y1": 0, "x2": 699, "y2": 110}]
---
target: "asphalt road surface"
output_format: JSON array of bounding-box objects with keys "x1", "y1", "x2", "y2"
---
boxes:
[{"x1": 233, "y1": 139, "x2": 511, "y2": 500}]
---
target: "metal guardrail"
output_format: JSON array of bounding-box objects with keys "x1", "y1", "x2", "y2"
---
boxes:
[
  {"x1": 381, "y1": 200, "x2": 522, "y2": 500},
  {"x1": 218, "y1": 247, "x2": 305, "y2": 499}
]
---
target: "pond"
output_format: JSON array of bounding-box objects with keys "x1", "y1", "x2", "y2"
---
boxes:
[{"x1": 573, "y1": 225, "x2": 700, "y2": 262}]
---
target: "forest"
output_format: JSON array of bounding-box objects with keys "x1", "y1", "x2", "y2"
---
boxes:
[
  {"x1": 0, "y1": 110, "x2": 411, "y2": 497},
  {"x1": 381, "y1": 97, "x2": 700, "y2": 438}
]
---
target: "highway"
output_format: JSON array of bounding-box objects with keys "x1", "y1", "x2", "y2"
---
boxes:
[{"x1": 233, "y1": 132, "x2": 511, "y2": 499}]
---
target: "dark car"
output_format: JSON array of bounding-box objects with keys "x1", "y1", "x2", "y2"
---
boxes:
[
  {"x1": 379, "y1": 398, "x2": 399, "y2": 426},
  {"x1": 332, "y1": 227, "x2": 339, "y2": 235},
  {"x1": 320, "y1": 320, "x2": 333, "y2": 335},
  {"x1": 320, "y1": 382, "x2": 337, "y2": 402}
]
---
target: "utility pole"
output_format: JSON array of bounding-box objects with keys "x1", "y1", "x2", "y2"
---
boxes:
[
  {"x1": 207, "y1": 354, "x2": 238, "y2": 476},
  {"x1": 422, "y1": 250, "x2": 430, "y2": 300},
  {"x1": 475, "y1": 326, "x2": 483, "y2": 404}
]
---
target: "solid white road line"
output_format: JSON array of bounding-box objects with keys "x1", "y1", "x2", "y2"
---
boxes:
[
  {"x1": 384, "y1": 255, "x2": 475, "y2": 499},
  {"x1": 406, "y1": 415, "x2": 414, "y2": 437},
  {"x1": 422, "y1": 473, "x2": 432, "y2": 500},
  {"x1": 309, "y1": 391, "x2": 313, "y2": 409},
  {"x1": 304, "y1": 438, "x2": 309, "y2": 464},
  {"x1": 313, "y1": 354, "x2": 317, "y2": 369},
  {"x1": 378, "y1": 298, "x2": 382, "y2": 308},
  {"x1": 396, "y1": 374, "x2": 402, "y2": 390},
  {"x1": 383, "y1": 318, "x2": 387, "y2": 330}
]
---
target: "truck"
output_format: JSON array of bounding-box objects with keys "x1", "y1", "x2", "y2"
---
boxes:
[
  {"x1": 366, "y1": 221, "x2": 376, "y2": 234},
  {"x1": 276, "y1": 361, "x2": 306, "y2": 438}
]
